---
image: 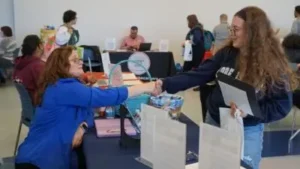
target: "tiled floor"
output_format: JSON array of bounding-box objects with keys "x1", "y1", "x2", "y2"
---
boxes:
[{"x1": 0, "y1": 83, "x2": 300, "y2": 168}]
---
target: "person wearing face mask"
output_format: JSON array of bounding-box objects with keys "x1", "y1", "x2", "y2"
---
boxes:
[
  {"x1": 55, "y1": 10, "x2": 80, "y2": 46},
  {"x1": 0, "y1": 26, "x2": 17, "y2": 83},
  {"x1": 13, "y1": 35, "x2": 45, "y2": 102},
  {"x1": 15, "y1": 46, "x2": 157, "y2": 169},
  {"x1": 154, "y1": 7, "x2": 297, "y2": 169}
]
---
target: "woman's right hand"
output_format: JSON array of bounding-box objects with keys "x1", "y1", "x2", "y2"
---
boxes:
[{"x1": 127, "y1": 81, "x2": 162, "y2": 98}]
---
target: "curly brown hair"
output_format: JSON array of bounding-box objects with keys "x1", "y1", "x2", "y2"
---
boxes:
[
  {"x1": 34, "y1": 46, "x2": 75, "y2": 106},
  {"x1": 223, "y1": 6, "x2": 298, "y2": 94}
]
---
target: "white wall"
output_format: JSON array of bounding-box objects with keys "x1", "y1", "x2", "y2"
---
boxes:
[
  {"x1": 13, "y1": 0, "x2": 299, "y2": 62},
  {"x1": 0, "y1": 0, "x2": 15, "y2": 32}
]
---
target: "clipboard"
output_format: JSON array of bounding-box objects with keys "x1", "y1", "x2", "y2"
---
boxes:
[{"x1": 217, "y1": 72, "x2": 263, "y2": 119}]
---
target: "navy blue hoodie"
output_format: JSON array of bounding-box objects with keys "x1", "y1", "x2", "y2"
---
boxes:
[{"x1": 163, "y1": 46, "x2": 293, "y2": 126}]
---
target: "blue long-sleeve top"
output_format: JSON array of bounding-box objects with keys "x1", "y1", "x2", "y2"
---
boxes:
[
  {"x1": 15, "y1": 78, "x2": 128, "y2": 169},
  {"x1": 163, "y1": 46, "x2": 293, "y2": 126}
]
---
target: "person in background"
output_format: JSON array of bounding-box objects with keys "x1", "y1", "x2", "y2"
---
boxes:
[
  {"x1": 213, "y1": 14, "x2": 230, "y2": 50},
  {"x1": 203, "y1": 29, "x2": 215, "y2": 51},
  {"x1": 291, "y1": 5, "x2": 300, "y2": 35},
  {"x1": 56, "y1": 10, "x2": 80, "y2": 46},
  {"x1": 155, "y1": 6, "x2": 297, "y2": 169},
  {"x1": 120, "y1": 26, "x2": 145, "y2": 51},
  {"x1": 0, "y1": 26, "x2": 17, "y2": 83},
  {"x1": 15, "y1": 46, "x2": 156, "y2": 169},
  {"x1": 282, "y1": 34, "x2": 300, "y2": 119},
  {"x1": 13, "y1": 35, "x2": 45, "y2": 102},
  {"x1": 183, "y1": 14, "x2": 205, "y2": 72},
  {"x1": 282, "y1": 34, "x2": 300, "y2": 63}
]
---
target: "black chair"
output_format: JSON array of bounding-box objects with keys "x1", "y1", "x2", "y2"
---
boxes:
[
  {"x1": 14, "y1": 81, "x2": 35, "y2": 156},
  {"x1": 80, "y1": 46, "x2": 102, "y2": 72}
]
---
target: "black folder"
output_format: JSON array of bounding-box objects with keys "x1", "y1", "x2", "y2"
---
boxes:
[{"x1": 217, "y1": 72, "x2": 263, "y2": 119}]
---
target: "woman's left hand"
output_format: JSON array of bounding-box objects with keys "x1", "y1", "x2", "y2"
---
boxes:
[
  {"x1": 230, "y1": 102, "x2": 247, "y2": 118},
  {"x1": 81, "y1": 75, "x2": 97, "y2": 86},
  {"x1": 72, "y1": 122, "x2": 87, "y2": 148}
]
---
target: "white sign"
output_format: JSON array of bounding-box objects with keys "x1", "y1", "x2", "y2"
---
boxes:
[
  {"x1": 183, "y1": 40, "x2": 192, "y2": 61},
  {"x1": 101, "y1": 52, "x2": 111, "y2": 76},
  {"x1": 127, "y1": 52, "x2": 151, "y2": 75},
  {"x1": 140, "y1": 104, "x2": 168, "y2": 165},
  {"x1": 159, "y1": 40, "x2": 169, "y2": 52},
  {"x1": 153, "y1": 117, "x2": 186, "y2": 169},
  {"x1": 219, "y1": 108, "x2": 244, "y2": 160},
  {"x1": 105, "y1": 38, "x2": 116, "y2": 51},
  {"x1": 198, "y1": 123, "x2": 241, "y2": 169}
]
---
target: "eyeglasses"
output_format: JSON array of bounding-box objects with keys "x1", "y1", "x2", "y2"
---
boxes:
[
  {"x1": 70, "y1": 57, "x2": 82, "y2": 64},
  {"x1": 229, "y1": 26, "x2": 242, "y2": 36}
]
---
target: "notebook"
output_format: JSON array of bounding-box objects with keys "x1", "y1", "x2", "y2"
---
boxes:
[{"x1": 95, "y1": 119, "x2": 137, "y2": 138}]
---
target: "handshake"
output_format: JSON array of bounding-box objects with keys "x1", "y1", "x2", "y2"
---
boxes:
[{"x1": 137, "y1": 79, "x2": 164, "y2": 96}]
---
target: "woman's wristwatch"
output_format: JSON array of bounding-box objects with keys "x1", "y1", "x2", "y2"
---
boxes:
[{"x1": 80, "y1": 123, "x2": 88, "y2": 133}]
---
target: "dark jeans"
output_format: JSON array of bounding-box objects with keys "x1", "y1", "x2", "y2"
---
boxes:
[
  {"x1": 75, "y1": 143, "x2": 87, "y2": 169},
  {"x1": 199, "y1": 84, "x2": 216, "y2": 120},
  {"x1": 293, "y1": 90, "x2": 300, "y2": 109},
  {"x1": 15, "y1": 163, "x2": 39, "y2": 169},
  {"x1": 15, "y1": 144, "x2": 86, "y2": 169}
]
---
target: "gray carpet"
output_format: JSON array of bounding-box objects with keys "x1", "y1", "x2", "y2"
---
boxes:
[{"x1": 0, "y1": 157, "x2": 14, "y2": 169}]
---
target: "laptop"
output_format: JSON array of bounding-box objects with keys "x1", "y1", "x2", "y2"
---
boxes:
[{"x1": 138, "y1": 43, "x2": 152, "y2": 51}]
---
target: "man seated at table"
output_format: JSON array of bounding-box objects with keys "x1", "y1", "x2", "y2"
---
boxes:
[{"x1": 120, "y1": 26, "x2": 145, "y2": 51}]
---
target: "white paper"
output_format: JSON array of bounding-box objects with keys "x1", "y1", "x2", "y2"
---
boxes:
[
  {"x1": 198, "y1": 123, "x2": 241, "y2": 169},
  {"x1": 153, "y1": 117, "x2": 186, "y2": 169},
  {"x1": 183, "y1": 41, "x2": 192, "y2": 61},
  {"x1": 122, "y1": 73, "x2": 137, "y2": 80},
  {"x1": 185, "y1": 163, "x2": 198, "y2": 169},
  {"x1": 140, "y1": 104, "x2": 169, "y2": 165},
  {"x1": 159, "y1": 40, "x2": 169, "y2": 52},
  {"x1": 219, "y1": 108, "x2": 244, "y2": 160},
  {"x1": 185, "y1": 163, "x2": 245, "y2": 169},
  {"x1": 105, "y1": 38, "x2": 116, "y2": 51},
  {"x1": 218, "y1": 81, "x2": 254, "y2": 116},
  {"x1": 101, "y1": 52, "x2": 111, "y2": 76}
]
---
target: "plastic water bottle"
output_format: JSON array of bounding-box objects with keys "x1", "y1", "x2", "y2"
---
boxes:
[{"x1": 105, "y1": 107, "x2": 115, "y2": 119}]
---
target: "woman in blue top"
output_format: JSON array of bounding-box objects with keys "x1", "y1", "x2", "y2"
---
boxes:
[
  {"x1": 15, "y1": 46, "x2": 156, "y2": 169},
  {"x1": 155, "y1": 7, "x2": 298, "y2": 169}
]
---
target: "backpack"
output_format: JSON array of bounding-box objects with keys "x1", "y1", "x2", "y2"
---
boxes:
[{"x1": 204, "y1": 30, "x2": 215, "y2": 51}]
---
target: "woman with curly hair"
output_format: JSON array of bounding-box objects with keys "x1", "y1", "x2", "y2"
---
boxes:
[{"x1": 155, "y1": 6, "x2": 298, "y2": 169}]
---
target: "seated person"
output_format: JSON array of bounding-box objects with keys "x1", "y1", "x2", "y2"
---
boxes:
[
  {"x1": 282, "y1": 34, "x2": 300, "y2": 109},
  {"x1": 13, "y1": 35, "x2": 45, "y2": 102},
  {"x1": 282, "y1": 34, "x2": 300, "y2": 63},
  {"x1": 0, "y1": 26, "x2": 17, "y2": 59},
  {"x1": 15, "y1": 46, "x2": 156, "y2": 169},
  {"x1": 120, "y1": 26, "x2": 145, "y2": 51},
  {"x1": 0, "y1": 26, "x2": 17, "y2": 83}
]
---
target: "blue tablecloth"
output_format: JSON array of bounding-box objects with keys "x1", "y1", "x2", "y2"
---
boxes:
[{"x1": 83, "y1": 115, "x2": 251, "y2": 169}]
